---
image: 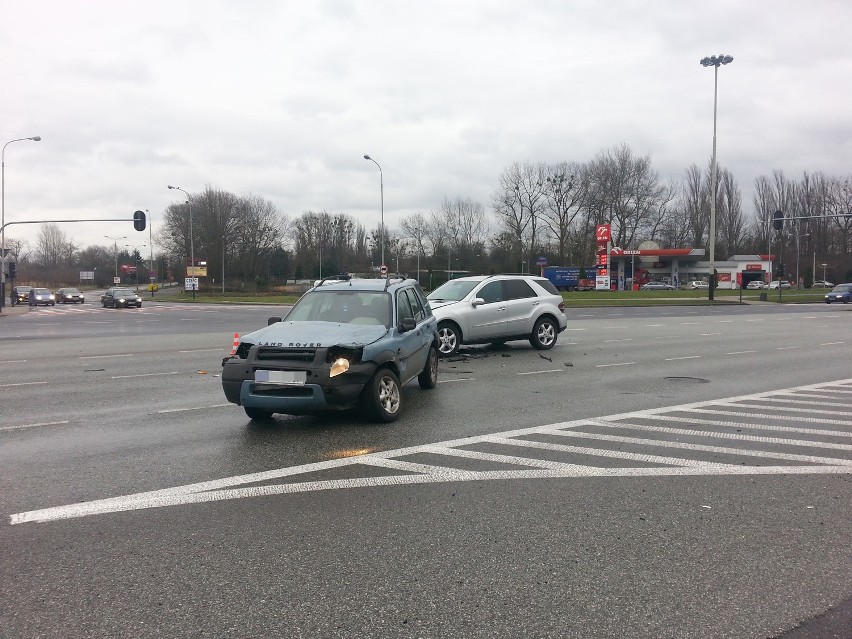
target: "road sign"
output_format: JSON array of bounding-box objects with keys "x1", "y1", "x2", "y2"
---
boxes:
[
  {"x1": 113, "y1": 276, "x2": 121, "y2": 284},
  {"x1": 380, "y1": 265, "x2": 388, "y2": 275},
  {"x1": 185, "y1": 277, "x2": 199, "y2": 291},
  {"x1": 536, "y1": 256, "x2": 547, "y2": 265}
]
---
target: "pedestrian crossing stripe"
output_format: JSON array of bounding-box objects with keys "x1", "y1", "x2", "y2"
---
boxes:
[{"x1": 10, "y1": 378, "x2": 852, "y2": 525}]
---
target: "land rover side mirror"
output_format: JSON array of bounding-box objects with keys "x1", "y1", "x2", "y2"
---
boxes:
[
  {"x1": 267, "y1": 316, "x2": 282, "y2": 325},
  {"x1": 399, "y1": 317, "x2": 416, "y2": 332},
  {"x1": 471, "y1": 297, "x2": 485, "y2": 307}
]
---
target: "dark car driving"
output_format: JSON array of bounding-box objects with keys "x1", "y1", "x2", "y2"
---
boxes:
[
  {"x1": 55, "y1": 287, "x2": 85, "y2": 304},
  {"x1": 101, "y1": 287, "x2": 142, "y2": 308},
  {"x1": 825, "y1": 283, "x2": 852, "y2": 304}
]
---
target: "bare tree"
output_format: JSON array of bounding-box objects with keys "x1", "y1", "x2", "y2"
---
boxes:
[
  {"x1": 716, "y1": 168, "x2": 745, "y2": 258},
  {"x1": 539, "y1": 161, "x2": 587, "y2": 264},
  {"x1": 683, "y1": 164, "x2": 708, "y2": 248},
  {"x1": 35, "y1": 223, "x2": 75, "y2": 267}
]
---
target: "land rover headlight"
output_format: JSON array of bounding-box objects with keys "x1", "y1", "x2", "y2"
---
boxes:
[{"x1": 330, "y1": 357, "x2": 351, "y2": 377}]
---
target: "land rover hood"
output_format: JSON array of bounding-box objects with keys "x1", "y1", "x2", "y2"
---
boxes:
[{"x1": 242, "y1": 321, "x2": 388, "y2": 348}]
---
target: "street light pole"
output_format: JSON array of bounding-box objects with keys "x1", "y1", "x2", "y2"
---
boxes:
[
  {"x1": 700, "y1": 54, "x2": 733, "y2": 301},
  {"x1": 105, "y1": 235, "x2": 126, "y2": 281},
  {"x1": 1, "y1": 135, "x2": 41, "y2": 311},
  {"x1": 363, "y1": 155, "x2": 384, "y2": 272},
  {"x1": 168, "y1": 185, "x2": 194, "y2": 299}
]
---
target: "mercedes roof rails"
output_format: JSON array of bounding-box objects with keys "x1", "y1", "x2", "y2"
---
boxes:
[{"x1": 316, "y1": 274, "x2": 351, "y2": 286}]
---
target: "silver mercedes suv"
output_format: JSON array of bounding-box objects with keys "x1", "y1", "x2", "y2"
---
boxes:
[{"x1": 426, "y1": 274, "x2": 568, "y2": 356}]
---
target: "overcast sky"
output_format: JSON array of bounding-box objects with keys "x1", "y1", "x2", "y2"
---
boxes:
[{"x1": 2, "y1": 0, "x2": 851, "y2": 256}]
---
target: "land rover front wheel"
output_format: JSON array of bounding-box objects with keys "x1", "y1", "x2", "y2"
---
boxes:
[{"x1": 363, "y1": 368, "x2": 402, "y2": 422}]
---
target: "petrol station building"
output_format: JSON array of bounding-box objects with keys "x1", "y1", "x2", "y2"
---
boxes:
[{"x1": 609, "y1": 247, "x2": 776, "y2": 290}]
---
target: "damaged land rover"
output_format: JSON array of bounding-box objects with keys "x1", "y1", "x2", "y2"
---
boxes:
[{"x1": 222, "y1": 276, "x2": 439, "y2": 422}]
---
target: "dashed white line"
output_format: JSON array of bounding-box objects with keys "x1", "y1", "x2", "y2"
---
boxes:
[
  {"x1": 157, "y1": 403, "x2": 232, "y2": 414},
  {"x1": 79, "y1": 354, "x2": 134, "y2": 360},
  {"x1": 437, "y1": 378, "x2": 474, "y2": 384},
  {"x1": 664, "y1": 355, "x2": 702, "y2": 361},
  {"x1": 1, "y1": 420, "x2": 70, "y2": 432},
  {"x1": 178, "y1": 348, "x2": 227, "y2": 353},
  {"x1": 726, "y1": 350, "x2": 757, "y2": 355},
  {"x1": 517, "y1": 369, "x2": 563, "y2": 376},
  {"x1": 700, "y1": 333, "x2": 721, "y2": 336},
  {"x1": 111, "y1": 372, "x2": 180, "y2": 380},
  {"x1": 777, "y1": 346, "x2": 802, "y2": 350},
  {"x1": 597, "y1": 362, "x2": 636, "y2": 368},
  {"x1": 0, "y1": 381, "x2": 47, "y2": 388},
  {"x1": 0, "y1": 359, "x2": 27, "y2": 364},
  {"x1": 604, "y1": 338, "x2": 632, "y2": 343},
  {"x1": 821, "y1": 342, "x2": 846, "y2": 346}
]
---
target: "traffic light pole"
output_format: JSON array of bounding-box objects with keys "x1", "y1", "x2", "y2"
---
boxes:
[{"x1": 0, "y1": 215, "x2": 146, "y2": 314}]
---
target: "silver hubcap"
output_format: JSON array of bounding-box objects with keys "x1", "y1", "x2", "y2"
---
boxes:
[
  {"x1": 537, "y1": 322, "x2": 555, "y2": 346},
  {"x1": 378, "y1": 376, "x2": 400, "y2": 414},
  {"x1": 438, "y1": 327, "x2": 457, "y2": 354}
]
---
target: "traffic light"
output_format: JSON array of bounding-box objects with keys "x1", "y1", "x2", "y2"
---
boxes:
[
  {"x1": 777, "y1": 263, "x2": 785, "y2": 277},
  {"x1": 8, "y1": 262, "x2": 16, "y2": 279},
  {"x1": 133, "y1": 210, "x2": 146, "y2": 231},
  {"x1": 772, "y1": 210, "x2": 784, "y2": 230}
]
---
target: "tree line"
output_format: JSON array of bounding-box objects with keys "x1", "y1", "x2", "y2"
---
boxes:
[{"x1": 10, "y1": 144, "x2": 852, "y2": 289}]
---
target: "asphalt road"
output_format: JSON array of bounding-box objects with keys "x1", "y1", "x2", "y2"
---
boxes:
[{"x1": 1, "y1": 300, "x2": 850, "y2": 638}]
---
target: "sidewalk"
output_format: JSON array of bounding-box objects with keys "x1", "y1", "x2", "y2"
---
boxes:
[{"x1": 0, "y1": 304, "x2": 32, "y2": 318}]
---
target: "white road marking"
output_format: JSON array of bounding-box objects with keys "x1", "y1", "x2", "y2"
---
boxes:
[
  {"x1": 157, "y1": 404, "x2": 232, "y2": 414},
  {"x1": 700, "y1": 333, "x2": 721, "y2": 336},
  {"x1": 821, "y1": 342, "x2": 846, "y2": 346},
  {"x1": 644, "y1": 324, "x2": 663, "y2": 327},
  {"x1": 596, "y1": 362, "x2": 636, "y2": 368},
  {"x1": 436, "y1": 378, "x2": 474, "y2": 384},
  {"x1": 0, "y1": 381, "x2": 46, "y2": 388},
  {"x1": 726, "y1": 351, "x2": 757, "y2": 355},
  {"x1": 111, "y1": 372, "x2": 180, "y2": 380},
  {"x1": 517, "y1": 369, "x2": 562, "y2": 376},
  {"x1": 664, "y1": 355, "x2": 702, "y2": 361},
  {"x1": 777, "y1": 346, "x2": 802, "y2": 350},
  {"x1": 79, "y1": 354, "x2": 134, "y2": 360},
  {"x1": 178, "y1": 348, "x2": 227, "y2": 353},
  {"x1": 0, "y1": 359, "x2": 27, "y2": 363},
  {"x1": 680, "y1": 322, "x2": 699, "y2": 325},
  {"x1": 11, "y1": 378, "x2": 852, "y2": 525},
  {"x1": 604, "y1": 338, "x2": 632, "y2": 343},
  {"x1": 0, "y1": 420, "x2": 70, "y2": 432}
]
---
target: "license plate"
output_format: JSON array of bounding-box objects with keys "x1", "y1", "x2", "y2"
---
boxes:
[{"x1": 254, "y1": 370, "x2": 306, "y2": 385}]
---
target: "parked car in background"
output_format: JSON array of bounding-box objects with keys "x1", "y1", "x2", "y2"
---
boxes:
[
  {"x1": 29, "y1": 288, "x2": 56, "y2": 306},
  {"x1": 222, "y1": 277, "x2": 438, "y2": 422},
  {"x1": 683, "y1": 281, "x2": 709, "y2": 290},
  {"x1": 101, "y1": 287, "x2": 142, "y2": 308},
  {"x1": 640, "y1": 282, "x2": 675, "y2": 291},
  {"x1": 427, "y1": 274, "x2": 568, "y2": 356},
  {"x1": 10, "y1": 285, "x2": 32, "y2": 305},
  {"x1": 768, "y1": 280, "x2": 791, "y2": 290},
  {"x1": 746, "y1": 280, "x2": 768, "y2": 290},
  {"x1": 824, "y1": 283, "x2": 852, "y2": 304},
  {"x1": 55, "y1": 287, "x2": 85, "y2": 304},
  {"x1": 813, "y1": 280, "x2": 834, "y2": 288}
]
